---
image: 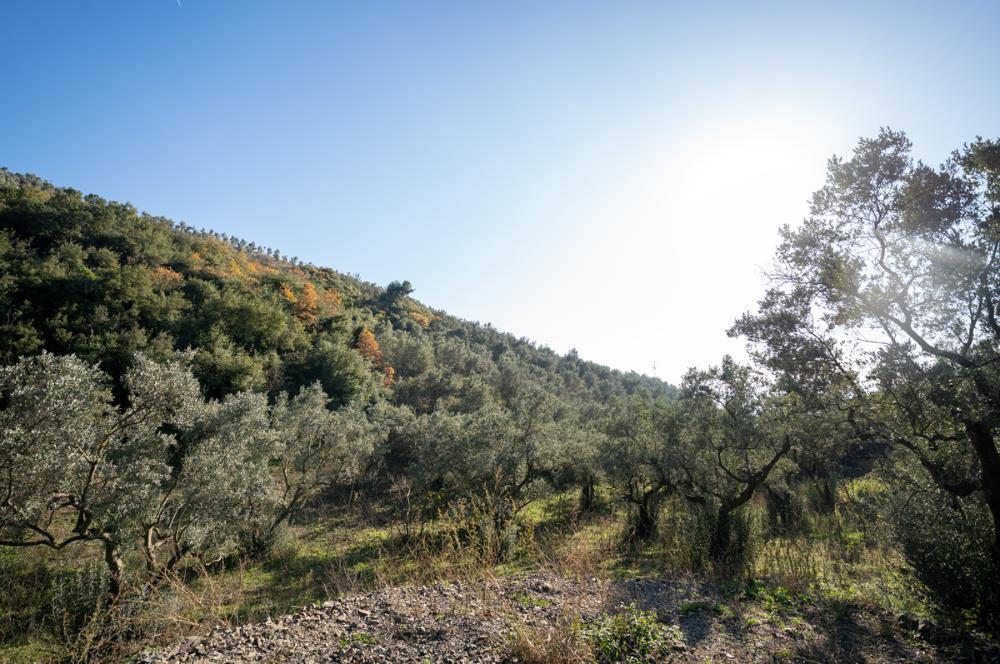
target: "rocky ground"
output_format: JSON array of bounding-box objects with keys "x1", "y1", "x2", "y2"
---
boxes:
[{"x1": 136, "y1": 573, "x2": 1000, "y2": 663}]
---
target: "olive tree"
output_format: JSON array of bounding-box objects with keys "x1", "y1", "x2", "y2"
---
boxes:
[
  {"x1": 240, "y1": 383, "x2": 377, "y2": 554},
  {"x1": 732, "y1": 131, "x2": 1000, "y2": 560},
  {"x1": 562, "y1": 423, "x2": 605, "y2": 513},
  {"x1": 400, "y1": 368, "x2": 576, "y2": 560},
  {"x1": 600, "y1": 394, "x2": 681, "y2": 539},
  {"x1": 600, "y1": 359, "x2": 796, "y2": 557},
  {"x1": 676, "y1": 359, "x2": 795, "y2": 561},
  {"x1": 146, "y1": 391, "x2": 275, "y2": 573},
  {"x1": 144, "y1": 381, "x2": 378, "y2": 565},
  {"x1": 408, "y1": 392, "x2": 567, "y2": 512},
  {"x1": 0, "y1": 352, "x2": 201, "y2": 596},
  {"x1": 0, "y1": 353, "x2": 379, "y2": 595},
  {"x1": 402, "y1": 355, "x2": 575, "y2": 510}
]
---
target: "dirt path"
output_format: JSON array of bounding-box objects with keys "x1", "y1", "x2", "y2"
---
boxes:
[{"x1": 136, "y1": 573, "x2": 997, "y2": 663}]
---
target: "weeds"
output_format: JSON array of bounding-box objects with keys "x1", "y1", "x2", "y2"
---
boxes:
[
  {"x1": 515, "y1": 593, "x2": 554, "y2": 608},
  {"x1": 586, "y1": 606, "x2": 677, "y2": 663},
  {"x1": 0, "y1": 483, "x2": 961, "y2": 662},
  {"x1": 505, "y1": 605, "x2": 681, "y2": 664},
  {"x1": 337, "y1": 632, "x2": 375, "y2": 648},
  {"x1": 506, "y1": 614, "x2": 592, "y2": 664},
  {"x1": 679, "y1": 600, "x2": 728, "y2": 617}
]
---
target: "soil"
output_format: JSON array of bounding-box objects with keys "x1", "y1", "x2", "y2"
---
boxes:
[{"x1": 135, "y1": 573, "x2": 1000, "y2": 663}]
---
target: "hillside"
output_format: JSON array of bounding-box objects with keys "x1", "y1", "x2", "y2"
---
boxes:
[{"x1": 0, "y1": 167, "x2": 674, "y2": 406}]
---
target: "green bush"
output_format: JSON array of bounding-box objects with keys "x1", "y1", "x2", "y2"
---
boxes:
[
  {"x1": 0, "y1": 551, "x2": 55, "y2": 647},
  {"x1": 48, "y1": 563, "x2": 110, "y2": 641},
  {"x1": 444, "y1": 493, "x2": 521, "y2": 564},
  {"x1": 887, "y1": 483, "x2": 1000, "y2": 632},
  {"x1": 586, "y1": 606, "x2": 674, "y2": 663},
  {"x1": 764, "y1": 485, "x2": 806, "y2": 535}
]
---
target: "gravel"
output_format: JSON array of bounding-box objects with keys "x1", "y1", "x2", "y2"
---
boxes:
[
  {"x1": 135, "y1": 573, "x2": 999, "y2": 663},
  {"x1": 136, "y1": 573, "x2": 606, "y2": 663}
]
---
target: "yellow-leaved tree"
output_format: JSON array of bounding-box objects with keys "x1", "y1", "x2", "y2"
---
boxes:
[{"x1": 354, "y1": 328, "x2": 382, "y2": 366}]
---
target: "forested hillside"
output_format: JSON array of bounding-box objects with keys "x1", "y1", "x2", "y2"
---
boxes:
[
  {"x1": 3, "y1": 132, "x2": 1000, "y2": 663},
  {"x1": 0, "y1": 167, "x2": 673, "y2": 407}
]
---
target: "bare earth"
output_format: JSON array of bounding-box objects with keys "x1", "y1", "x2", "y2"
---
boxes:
[{"x1": 136, "y1": 573, "x2": 999, "y2": 663}]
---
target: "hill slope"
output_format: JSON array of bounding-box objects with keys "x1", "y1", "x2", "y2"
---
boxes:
[{"x1": 0, "y1": 167, "x2": 674, "y2": 409}]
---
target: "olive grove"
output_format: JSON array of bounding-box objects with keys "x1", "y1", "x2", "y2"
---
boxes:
[{"x1": 0, "y1": 352, "x2": 379, "y2": 597}]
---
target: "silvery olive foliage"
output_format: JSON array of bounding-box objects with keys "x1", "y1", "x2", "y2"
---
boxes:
[
  {"x1": 145, "y1": 390, "x2": 274, "y2": 572},
  {"x1": 733, "y1": 132, "x2": 1000, "y2": 543},
  {"x1": 0, "y1": 352, "x2": 201, "y2": 594},
  {"x1": 676, "y1": 359, "x2": 797, "y2": 561},
  {"x1": 0, "y1": 352, "x2": 377, "y2": 593},
  {"x1": 239, "y1": 382, "x2": 378, "y2": 554},
  {"x1": 406, "y1": 379, "x2": 572, "y2": 513},
  {"x1": 600, "y1": 393, "x2": 680, "y2": 539}
]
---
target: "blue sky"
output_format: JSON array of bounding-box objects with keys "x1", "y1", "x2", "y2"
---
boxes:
[{"x1": 2, "y1": 1, "x2": 998, "y2": 381}]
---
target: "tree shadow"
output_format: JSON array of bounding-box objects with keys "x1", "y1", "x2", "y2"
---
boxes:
[{"x1": 787, "y1": 598, "x2": 989, "y2": 663}]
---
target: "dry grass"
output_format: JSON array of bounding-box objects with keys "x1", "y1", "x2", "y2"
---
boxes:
[
  {"x1": 506, "y1": 614, "x2": 594, "y2": 664},
  {"x1": 0, "y1": 485, "x2": 947, "y2": 663}
]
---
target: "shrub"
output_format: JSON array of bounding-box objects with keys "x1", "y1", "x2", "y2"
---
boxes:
[
  {"x1": 0, "y1": 550, "x2": 56, "y2": 648},
  {"x1": 586, "y1": 606, "x2": 675, "y2": 663},
  {"x1": 443, "y1": 492, "x2": 521, "y2": 564},
  {"x1": 887, "y1": 481, "x2": 1000, "y2": 632},
  {"x1": 655, "y1": 498, "x2": 714, "y2": 574},
  {"x1": 706, "y1": 500, "x2": 765, "y2": 578}
]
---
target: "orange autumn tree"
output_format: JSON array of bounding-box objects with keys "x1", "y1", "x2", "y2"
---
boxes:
[
  {"x1": 354, "y1": 328, "x2": 383, "y2": 366},
  {"x1": 279, "y1": 283, "x2": 297, "y2": 305},
  {"x1": 150, "y1": 266, "x2": 183, "y2": 290},
  {"x1": 277, "y1": 282, "x2": 320, "y2": 325},
  {"x1": 295, "y1": 283, "x2": 319, "y2": 325},
  {"x1": 321, "y1": 288, "x2": 343, "y2": 316},
  {"x1": 407, "y1": 310, "x2": 430, "y2": 328}
]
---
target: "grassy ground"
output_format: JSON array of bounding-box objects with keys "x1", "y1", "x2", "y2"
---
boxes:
[{"x1": 0, "y1": 480, "x2": 978, "y2": 663}]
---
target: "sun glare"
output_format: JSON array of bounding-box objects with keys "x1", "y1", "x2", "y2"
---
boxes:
[{"x1": 573, "y1": 112, "x2": 839, "y2": 378}]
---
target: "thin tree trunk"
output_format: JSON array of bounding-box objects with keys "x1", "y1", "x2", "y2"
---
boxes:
[
  {"x1": 710, "y1": 507, "x2": 732, "y2": 561},
  {"x1": 579, "y1": 477, "x2": 595, "y2": 513},
  {"x1": 765, "y1": 487, "x2": 791, "y2": 532},
  {"x1": 818, "y1": 477, "x2": 836, "y2": 514}
]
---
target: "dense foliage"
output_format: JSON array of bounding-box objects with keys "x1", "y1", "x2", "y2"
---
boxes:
[
  {"x1": 0, "y1": 167, "x2": 674, "y2": 409},
  {"x1": 0, "y1": 352, "x2": 377, "y2": 595},
  {"x1": 734, "y1": 130, "x2": 1000, "y2": 628}
]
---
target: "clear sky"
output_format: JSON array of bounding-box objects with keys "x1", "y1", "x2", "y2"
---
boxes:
[{"x1": 2, "y1": 1, "x2": 998, "y2": 383}]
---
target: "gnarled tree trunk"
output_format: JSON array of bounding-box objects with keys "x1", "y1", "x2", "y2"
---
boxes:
[
  {"x1": 966, "y1": 421, "x2": 1000, "y2": 563},
  {"x1": 633, "y1": 491, "x2": 660, "y2": 540},
  {"x1": 102, "y1": 537, "x2": 124, "y2": 599}
]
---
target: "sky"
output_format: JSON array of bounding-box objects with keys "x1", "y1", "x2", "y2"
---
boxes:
[{"x1": 2, "y1": 1, "x2": 998, "y2": 383}]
